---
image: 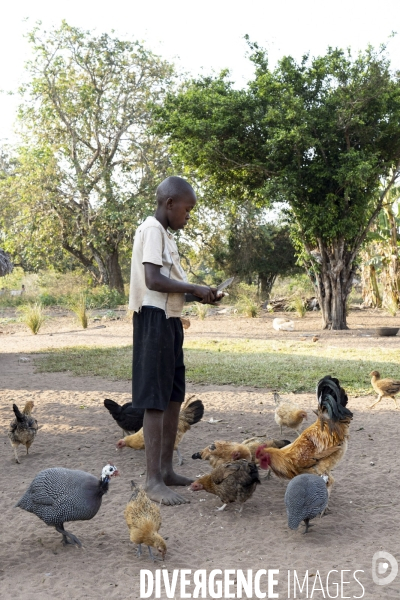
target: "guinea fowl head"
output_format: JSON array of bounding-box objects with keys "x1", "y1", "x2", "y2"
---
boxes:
[{"x1": 101, "y1": 464, "x2": 119, "y2": 482}]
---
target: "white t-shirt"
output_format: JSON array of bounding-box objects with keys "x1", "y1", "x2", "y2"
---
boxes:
[{"x1": 128, "y1": 216, "x2": 188, "y2": 318}]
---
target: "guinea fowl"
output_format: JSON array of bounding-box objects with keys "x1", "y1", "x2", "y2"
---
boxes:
[
  {"x1": 8, "y1": 401, "x2": 38, "y2": 464},
  {"x1": 284, "y1": 473, "x2": 329, "y2": 533},
  {"x1": 15, "y1": 464, "x2": 119, "y2": 547},
  {"x1": 104, "y1": 399, "x2": 145, "y2": 435}
]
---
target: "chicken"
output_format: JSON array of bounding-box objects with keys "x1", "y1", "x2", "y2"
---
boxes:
[
  {"x1": 241, "y1": 436, "x2": 291, "y2": 461},
  {"x1": 116, "y1": 398, "x2": 204, "y2": 465},
  {"x1": 104, "y1": 398, "x2": 145, "y2": 435},
  {"x1": 124, "y1": 480, "x2": 167, "y2": 561},
  {"x1": 274, "y1": 392, "x2": 307, "y2": 436},
  {"x1": 15, "y1": 464, "x2": 119, "y2": 547},
  {"x1": 285, "y1": 474, "x2": 329, "y2": 533},
  {"x1": 8, "y1": 401, "x2": 38, "y2": 463},
  {"x1": 369, "y1": 371, "x2": 400, "y2": 409},
  {"x1": 192, "y1": 440, "x2": 252, "y2": 468},
  {"x1": 256, "y1": 376, "x2": 353, "y2": 490},
  {"x1": 190, "y1": 460, "x2": 260, "y2": 512}
]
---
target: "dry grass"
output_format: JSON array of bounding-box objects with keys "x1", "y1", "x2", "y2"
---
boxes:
[
  {"x1": 69, "y1": 293, "x2": 89, "y2": 329},
  {"x1": 18, "y1": 303, "x2": 46, "y2": 335}
]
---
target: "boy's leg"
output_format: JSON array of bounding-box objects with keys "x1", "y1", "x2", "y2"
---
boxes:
[
  {"x1": 143, "y1": 408, "x2": 188, "y2": 505},
  {"x1": 161, "y1": 400, "x2": 193, "y2": 487}
]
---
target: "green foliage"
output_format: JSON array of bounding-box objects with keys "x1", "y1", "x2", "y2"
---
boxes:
[
  {"x1": 85, "y1": 286, "x2": 126, "y2": 309},
  {"x1": 18, "y1": 303, "x2": 45, "y2": 334},
  {"x1": 235, "y1": 283, "x2": 259, "y2": 317},
  {"x1": 0, "y1": 22, "x2": 174, "y2": 289},
  {"x1": 69, "y1": 293, "x2": 89, "y2": 329},
  {"x1": 155, "y1": 44, "x2": 400, "y2": 328},
  {"x1": 286, "y1": 296, "x2": 307, "y2": 318}
]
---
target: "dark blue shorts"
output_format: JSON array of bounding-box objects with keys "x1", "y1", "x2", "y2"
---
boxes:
[{"x1": 132, "y1": 306, "x2": 185, "y2": 411}]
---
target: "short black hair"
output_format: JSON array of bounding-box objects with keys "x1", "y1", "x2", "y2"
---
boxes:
[{"x1": 156, "y1": 176, "x2": 195, "y2": 204}]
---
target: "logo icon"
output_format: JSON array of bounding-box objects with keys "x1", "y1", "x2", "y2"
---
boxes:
[{"x1": 372, "y1": 551, "x2": 398, "y2": 586}]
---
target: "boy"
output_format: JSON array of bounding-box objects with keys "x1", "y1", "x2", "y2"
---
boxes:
[{"x1": 129, "y1": 176, "x2": 218, "y2": 505}]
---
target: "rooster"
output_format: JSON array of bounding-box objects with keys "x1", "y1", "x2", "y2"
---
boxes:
[
  {"x1": 8, "y1": 401, "x2": 38, "y2": 464},
  {"x1": 116, "y1": 397, "x2": 204, "y2": 465},
  {"x1": 256, "y1": 376, "x2": 352, "y2": 489},
  {"x1": 190, "y1": 460, "x2": 260, "y2": 512}
]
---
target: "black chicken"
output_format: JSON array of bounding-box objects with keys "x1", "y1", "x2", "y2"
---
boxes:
[{"x1": 104, "y1": 399, "x2": 145, "y2": 435}]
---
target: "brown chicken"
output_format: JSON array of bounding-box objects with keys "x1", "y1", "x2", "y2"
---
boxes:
[
  {"x1": 241, "y1": 436, "x2": 291, "y2": 461},
  {"x1": 116, "y1": 398, "x2": 204, "y2": 465},
  {"x1": 190, "y1": 460, "x2": 260, "y2": 512},
  {"x1": 256, "y1": 376, "x2": 353, "y2": 490},
  {"x1": 8, "y1": 401, "x2": 38, "y2": 463},
  {"x1": 124, "y1": 481, "x2": 167, "y2": 561},
  {"x1": 192, "y1": 440, "x2": 252, "y2": 468},
  {"x1": 369, "y1": 371, "x2": 400, "y2": 409},
  {"x1": 274, "y1": 392, "x2": 307, "y2": 436}
]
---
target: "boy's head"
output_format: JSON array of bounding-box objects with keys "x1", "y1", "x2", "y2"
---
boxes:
[{"x1": 156, "y1": 176, "x2": 196, "y2": 230}]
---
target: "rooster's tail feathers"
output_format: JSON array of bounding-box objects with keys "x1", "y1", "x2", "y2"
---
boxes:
[
  {"x1": 12, "y1": 404, "x2": 24, "y2": 422},
  {"x1": 316, "y1": 376, "x2": 353, "y2": 421},
  {"x1": 181, "y1": 400, "x2": 204, "y2": 426}
]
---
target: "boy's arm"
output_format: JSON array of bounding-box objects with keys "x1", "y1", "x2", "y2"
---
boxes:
[{"x1": 144, "y1": 263, "x2": 217, "y2": 304}]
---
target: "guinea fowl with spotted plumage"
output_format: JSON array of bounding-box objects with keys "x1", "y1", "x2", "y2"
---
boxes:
[
  {"x1": 284, "y1": 473, "x2": 329, "y2": 533},
  {"x1": 15, "y1": 464, "x2": 119, "y2": 547}
]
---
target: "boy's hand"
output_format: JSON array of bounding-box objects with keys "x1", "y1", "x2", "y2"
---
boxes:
[{"x1": 191, "y1": 284, "x2": 216, "y2": 304}]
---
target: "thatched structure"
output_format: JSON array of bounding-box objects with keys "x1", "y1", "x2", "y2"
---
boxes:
[{"x1": 0, "y1": 249, "x2": 13, "y2": 277}]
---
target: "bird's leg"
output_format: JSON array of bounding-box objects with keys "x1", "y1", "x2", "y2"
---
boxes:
[
  {"x1": 136, "y1": 544, "x2": 142, "y2": 558},
  {"x1": 148, "y1": 546, "x2": 163, "y2": 562},
  {"x1": 175, "y1": 447, "x2": 183, "y2": 466},
  {"x1": 12, "y1": 444, "x2": 20, "y2": 464},
  {"x1": 235, "y1": 504, "x2": 244, "y2": 514},
  {"x1": 369, "y1": 395, "x2": 382, "y2": 409},
  {"x1": 296, "y1": 430, "x2": 300, "y2": 437},
  {"x1": 216, "y1": 503, "x2": 227, "y2": 511},
  {"x1": 303, "y1": 519, "x2": 313, "y2": 534},
  {"x1": 55, "y1": 525, "x2": 82, "y2": 548},
  {"x1": 391, "y1": 396, "x2": 399, "y2": 409}
]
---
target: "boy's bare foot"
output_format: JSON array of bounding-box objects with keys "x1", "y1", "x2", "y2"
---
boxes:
[
  {"x1": 162, "y1": 471, "x2": 194, "y2": 486},
  {"x1": 145, "y1": 481, "x2": 189, "y2": 506}
]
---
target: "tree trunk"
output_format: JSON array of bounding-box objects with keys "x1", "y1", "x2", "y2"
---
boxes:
[
  {"x1": 106, "y1": 249, "x2": 124, "y2": 294},
  {"x1": 259, "y1": 273, "x2": 277, "y2": 298},
  {"x1": 307, "y1": 239, "x2": 354, "y2": 330}
]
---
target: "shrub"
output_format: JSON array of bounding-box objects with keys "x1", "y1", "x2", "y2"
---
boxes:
[
  {"x1": 18, "y1": 303, "x2": 46, "y2": 334},
  {"x1": 69, "y1": 293, "x2": 89, "y2": 329}
]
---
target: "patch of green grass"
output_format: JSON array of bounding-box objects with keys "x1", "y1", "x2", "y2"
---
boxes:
[{"x1": 33, "y1": 339, "x2": 400, "y2": 395}]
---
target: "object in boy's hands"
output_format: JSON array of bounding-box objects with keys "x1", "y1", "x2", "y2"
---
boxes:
[
  {"x1": 8, "y1": 401, "x2": 38, "y2": 464},
  {"x1": 104, "y1": 399, "x2": 145, "y2": 436},
  {"x1": 369, "y1": 370, "x2": 400, "y2": 409},
  {"x1": 192, "y1": 440, "x2": 252, "y2": 468},
  {"x1": 15, "y1": 464, "x2": 119, "y2": 547},
  {"x1": 124, "y1": 480, "x2": 167, "y2": 561},
  {"x1": 190, "y1": 460, "x2": 260, "y2": 512},
  {"x1": 274, "y1": 392, "x2": 308, "y2": 436},
  {"x1": 285, "y1": 473, "x2": 329, "y2": 533},
  {"x1": 256, "y1": 376, "x2": 352, "y2": 491},
  {"x1": 117, "y1": 397, "x2": 204, "y2": 466}
]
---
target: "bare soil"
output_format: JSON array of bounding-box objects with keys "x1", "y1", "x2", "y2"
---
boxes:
[{"x1": 1, "y1": 310, "x2": 399, "y2": 599}]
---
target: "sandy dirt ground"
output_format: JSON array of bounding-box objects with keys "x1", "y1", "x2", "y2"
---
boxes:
[{"x1": 1, "y1": 311, "x2": 400, "y2": 599}]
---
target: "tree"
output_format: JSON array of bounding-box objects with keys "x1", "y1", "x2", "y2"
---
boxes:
[
  {"x1": 3, "y1": 22, "x2": 174, "y2": 291},
  {"x1": 155, "y1": 44, "x2": 400, "y2": 328},
  {"x1": 213, "y1": 207, "x2": 300, "y2": 296}
]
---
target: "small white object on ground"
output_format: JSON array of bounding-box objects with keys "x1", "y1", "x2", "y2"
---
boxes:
[{"x1": 272, "y1": 318, "x2": 295, "y2": 331}]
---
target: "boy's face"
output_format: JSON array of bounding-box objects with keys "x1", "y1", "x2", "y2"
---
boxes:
[{"x1": 167, "y1": 192, "x2": 197, "y2": 230}]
